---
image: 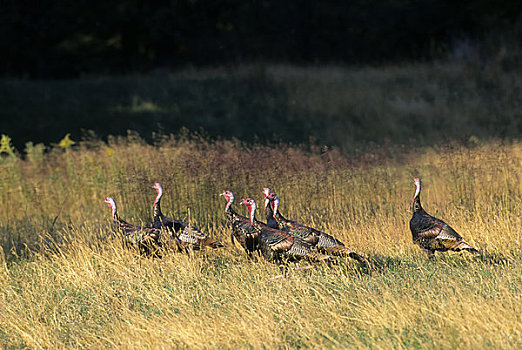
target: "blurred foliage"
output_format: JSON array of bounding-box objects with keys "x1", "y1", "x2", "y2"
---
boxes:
[
  {"x1": 1, "y1": 63, "x2": 521, "y2": 152},
  {"x1": 0, "y1": 135, "x2": 16, "y2": 158},
  {"x1": 58, "y1": 134, "x2": 76, "y2": 150},
  {"x1": 0, "y1": 0, "x2": 521, "y2": 78}
]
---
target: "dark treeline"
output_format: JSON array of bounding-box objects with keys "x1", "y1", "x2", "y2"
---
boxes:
[{"x1": 2, "y1": 0, "x2": 521, "y2": 78}]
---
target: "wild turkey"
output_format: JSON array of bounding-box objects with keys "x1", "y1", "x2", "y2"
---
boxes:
[
  {"x1": 152, "y1": 182, "x2": 223, "y2": 250},
  {"x1": 409, "y1": 178, "x2": 480, "y2": 259},
  {"x1": 263, "y1": 187, "x2": 279, "y2": 229},
  {"x1": 104, "y1": 197, "x2": 167, "y2": 255},
  {"x1": 263, "y1": 188, "x2": 365, "y2": 263},
  {"x1": 240, "y1": 197, "x2": 331, "y2": 265},
  {"x1": 221, "y1": 190, "x2": 259, "y2": 258}
]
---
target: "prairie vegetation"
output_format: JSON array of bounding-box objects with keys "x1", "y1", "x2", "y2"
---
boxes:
[
  {"x1": 0, "y1": 134, "x2": 521, "y2": 348},
  {"x1": 2, "y1": 62, "x2": 522, "y2": 152}
]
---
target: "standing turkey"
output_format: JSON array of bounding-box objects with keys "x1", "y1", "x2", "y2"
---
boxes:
[
  {"x1": 221, "y1": 190, "x2": 259, "y2": 259},
  {"x1": 263, "y1": 188, "x2": 365, "y2": 263},
  {"x1": 240, "y1": 197, "x2": 331, "y2": 265},
  {"x1": 409, "y1": 178, "x2": 480, "y2": 259},
  {"x1": 104, "y1": 197, "x2": 167, "y2": 255},
  {"x1": 152, "y1": 182, "x2": 223, "y2": 250}
]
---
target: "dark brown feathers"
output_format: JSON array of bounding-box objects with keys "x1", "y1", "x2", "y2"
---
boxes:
[
  {"x1": 263, "y1": 189, "x2": 366, "y2": 264},
  {"x1": 409, "y1": 178, "x2": 480, "y2": 259},
  {"x1": 153, "y1": 182, "x2": 224, "y2": 250}
]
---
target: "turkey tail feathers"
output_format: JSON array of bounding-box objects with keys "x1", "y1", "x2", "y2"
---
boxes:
[
  {"x1": 347, "y1": 251, "x2": 368, "y2": 264},
  {"x1": 459, "y1": 242, "x2": 480, "y2": 256},
  {"x1": 322, "y1": 245, "x2": 367, "y2": 263},
  {"x1": 306, "y1": 251, "x2": 332, "y2": 262},
  {"x1": 443, "y1": 239, "x2": 480, "y2": 255},
  {"x1": 203, "y1": 238, "x2": 225, "y2": 249}
]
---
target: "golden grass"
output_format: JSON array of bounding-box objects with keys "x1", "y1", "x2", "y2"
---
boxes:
[{"x1": 0, "y1": 137, "x2": 521, "y2": 348}]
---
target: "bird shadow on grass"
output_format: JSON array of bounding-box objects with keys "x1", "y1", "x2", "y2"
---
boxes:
[
  {"x1": 363, "y1": 254, "x2": 422, "y2": 275},
  {"x1": 472, "y1": 252, "x2": 511, "y2": 266},
  {"x1": 317, "y1": 257, "x2": 374, "y2": 277},
  {"x1": 0, "y1": 217, "x2": 108, "y2": 265},
  {"x1": 0, "y1": 216, "x2": 64, "y2": 264},
  {"x1": 431, "y1": 250, "x2": 513, "y2": 268},
  {"x1": 363, "y1": 252, "x2": 514, "y2": 276}
]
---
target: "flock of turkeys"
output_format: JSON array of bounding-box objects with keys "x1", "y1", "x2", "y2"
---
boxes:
[{"x1": 104, "y1": 178, "x2": 480, "y2": 269}]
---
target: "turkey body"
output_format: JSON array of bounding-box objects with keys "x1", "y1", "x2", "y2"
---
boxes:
[
  {"x1": 241, "y1": 198, "x2": 331, "y2": 265},
  {"x1": 263, "y1": 189, "x2": 365, "y2": 263},
  {"x1": 255, "y1": 223, "x2": 328, "y2": 264},
  {"x1": 152, "y1": 182, "x2": 223, "y2": 251},
  {"x1": 409, "y1": 178, "x2": 480, "y2": 259},
  {"x1": 221, "y1": 190, "x2": 259, "y2": 258},
  {"x1": 104, "y1": 197, "x2": 168, "y2": 255}
]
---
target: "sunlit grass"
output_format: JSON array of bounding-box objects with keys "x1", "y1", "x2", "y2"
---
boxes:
[{"x1": 0, "y1": 137, "x2": 521, "y2": 348}]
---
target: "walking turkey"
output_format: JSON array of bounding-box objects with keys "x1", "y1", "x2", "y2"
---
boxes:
[
  {"x1": 409, "y1": 178, "x2": 480, "y2": 259},
  {"x1": 152, "y1": 182, "x2": 223, "y2": 250},
  {"x1": 240, "y1": 197, "x2": 331, "y2": 265},
  {"x1": 263, "y1": 188, "x2": 365, "y2": 263},
  {"x1": 221, "y1": 190, "x2": 259, "y2": 258},
  {"x1": 104, "y1": 197, "x2": 166, "y2": 255}
]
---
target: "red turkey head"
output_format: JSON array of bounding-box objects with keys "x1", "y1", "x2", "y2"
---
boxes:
[
  {"x1": 220, "y1": 190, "x2": 235, "y2": 212},
  {"x1": 240, "y1": 198, "x2": 257, "y2": 225},
  {"x1": 153, "y1": 182, "x2": 163, "y2": 193},
  {"x1": 104, "y1": 197, "x2": 117, "y2": 219}
]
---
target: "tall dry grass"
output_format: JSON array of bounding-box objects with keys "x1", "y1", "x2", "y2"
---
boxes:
[{"x1": 0, "y1": 136, "x2": 521, "y2": 348}]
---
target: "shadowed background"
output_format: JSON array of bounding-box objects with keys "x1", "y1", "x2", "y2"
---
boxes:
[{"x1": 1, "y1": 0, "x2": 521, "y2": 150}]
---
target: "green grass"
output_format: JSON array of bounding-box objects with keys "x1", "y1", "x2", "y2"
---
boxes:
[{"x1": 0, "y1": 135, "x2": 521, "y2": 348}]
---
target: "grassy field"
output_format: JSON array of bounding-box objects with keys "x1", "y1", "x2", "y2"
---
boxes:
[
  {"x1": 0, "y1": 135, "x2": 520, "y2": 348},
  {"x1": 1, "y1": 62, "x2": 522, "y2": 152}
]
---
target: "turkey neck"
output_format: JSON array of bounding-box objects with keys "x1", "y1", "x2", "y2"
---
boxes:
[
  {"x1": 264, "y1": 198, "x2": 280, "y2": 228},
  {"x1": 224, "y1": 196, "x2": 240, "y2": 221},
  {"x1": 225, "y1": 203, "x2": 240, "y2": 222},
  {"x1": 269, "y1": 200, "x2": 287, "y2": 221},
  {"x1": 111, "y1": 208, "x2": 126, "y2": 227},
  {"x1": 112, "y1": 210, "x2": 120, "y2": 223},
  {"x1": 412, "y1": 184, "x2": 423, "y2": 213},
  {"x1": 264, "y1": 198, "x2": 275, "y2": 220},
  {"x1": 153, "y1": 188, "x2": 163, "y2": 218},
  {"x1": 246, "y1": 203, "x2": 262, "y2": 227}
]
